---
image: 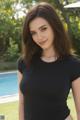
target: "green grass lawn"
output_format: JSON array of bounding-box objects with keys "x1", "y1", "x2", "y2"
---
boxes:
[
  {"x1": 0, "y1": 94, "x2": 77, "y2": 120},
  {"x1": 0, "y1": 101, "x2": 19, "y2": 120},
  {"x1": 67, "y1": 96, "x2": 77, "y2": 120}
]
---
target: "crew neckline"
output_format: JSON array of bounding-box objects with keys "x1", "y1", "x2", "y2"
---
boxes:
[{"x1": 39, "y1": 56, "x2": 61, "y2": 64}]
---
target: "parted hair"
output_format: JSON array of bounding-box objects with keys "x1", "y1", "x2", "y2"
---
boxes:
[{"x1": 22, "y1": 2, "x2": 73, "y2": 63}]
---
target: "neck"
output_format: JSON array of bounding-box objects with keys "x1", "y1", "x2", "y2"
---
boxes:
[{"x1": 42, "y1": 47, "x2": 57, "y2": 58}]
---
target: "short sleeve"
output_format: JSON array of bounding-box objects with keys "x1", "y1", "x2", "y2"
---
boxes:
[
  {"x1": 69, "y1": 56, "x2": 80, "y2": 82},
  {"x1": 17, "y1": 57, "x2": 25, "y2": 73}
]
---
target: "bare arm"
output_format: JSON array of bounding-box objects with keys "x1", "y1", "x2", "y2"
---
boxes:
[
  {"x1": 72, "y1": 77, "x2": 80, "y2": 120},
  {"x1": 18, "y1": 71, "x2": 24, "y2": 120}
]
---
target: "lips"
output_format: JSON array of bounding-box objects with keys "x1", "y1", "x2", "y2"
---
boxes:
[{"x1": 39, "y1": 40, "x2": 47, "y2": 45}]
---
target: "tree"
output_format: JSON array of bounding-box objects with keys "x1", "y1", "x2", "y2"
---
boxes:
[
  {"x1": 0, "y1": 0, "x2": 16, "y2": 54},
  {"x1": 0, "y1": 0, "x2": 22, "y2": 56}
]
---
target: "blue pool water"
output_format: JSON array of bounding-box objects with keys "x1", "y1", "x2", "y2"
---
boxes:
[{"x1": 0, "y1": 72, "x2": 18, "y2": 96}]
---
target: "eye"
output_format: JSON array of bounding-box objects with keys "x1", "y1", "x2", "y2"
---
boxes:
[
  {"x1": 30, "y1": 32, "x2": 36, "y2": 36},
  {"x1": 41, "y1": 27, "x2": 47, "y2": 31}
]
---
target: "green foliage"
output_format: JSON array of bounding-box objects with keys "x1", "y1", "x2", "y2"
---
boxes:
[
  {"x1": 4, "y1": 39, "x2": 20, "y2": 61},
  {"x1": 0, "y1": 0, "x2": 22, "y2": 61},
  {"x1": 70, "y1": 19, "x2": 80, "y2": 55}
]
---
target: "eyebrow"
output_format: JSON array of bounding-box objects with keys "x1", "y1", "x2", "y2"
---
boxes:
[{"x1": 30, "y1": 25, "x2": 47, "y2": 32}]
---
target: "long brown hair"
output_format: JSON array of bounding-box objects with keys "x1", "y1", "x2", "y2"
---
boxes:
[{"x1": 22, "y1": 2, "x2": 73, "y2": 63}]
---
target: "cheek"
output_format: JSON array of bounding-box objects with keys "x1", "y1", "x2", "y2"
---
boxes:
[
  {"x1": 47, "y1": 28, "x2": 54, "y2": 39},
  {"x1": 50, "y1": 31, "x2": 55, "y2": 41},
  {"x1": 32, "y1": 35, "x2": 37, "y2": 42}
]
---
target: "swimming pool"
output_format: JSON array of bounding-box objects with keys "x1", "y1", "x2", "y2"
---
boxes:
[{"x1": 0, "y1": 71, "x2": 18, "y2": 96}]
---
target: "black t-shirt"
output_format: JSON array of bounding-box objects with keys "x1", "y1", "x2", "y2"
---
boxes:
[{"x1": 18, "y1": 55, "x2": 80, "y2": 120}]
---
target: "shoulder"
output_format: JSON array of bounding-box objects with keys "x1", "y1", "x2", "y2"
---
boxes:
[
  {"x1": 17, "y1": 57, "x2": 26, "y2": 67},
  {"x1": 64, "y1": 55, "x2": 80, "y2": 66},
  {"x1": 68, "y1": 55, "x2": 80, "y2": 66},
  {"x1": 65, "y1": 55, "x2": 80, "y2": 71},
  {"x1": 66, "y1": 55, "x2": 80, "y2": 82},
  {"x1": 17, "y1": 57, "x2": 27, "y2": 73}
]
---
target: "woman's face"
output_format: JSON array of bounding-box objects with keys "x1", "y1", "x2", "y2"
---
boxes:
[{"x1": 29, "y1": 17, "x2": 55, "y2": 51}]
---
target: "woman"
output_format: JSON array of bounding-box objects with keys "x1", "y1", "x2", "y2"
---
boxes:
[{"x1": 18, "y1": 2, "x2": 80, "y2": 120}]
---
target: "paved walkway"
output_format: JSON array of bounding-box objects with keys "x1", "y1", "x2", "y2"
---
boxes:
[{"x1": 0, "y1": 94, "x2": 19, "y2": 104}]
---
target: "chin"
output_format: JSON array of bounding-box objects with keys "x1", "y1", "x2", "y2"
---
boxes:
[
  {"x1": 41, "y1": 47, "x2": 49, "y2": 51},
  {"x1": 39, "y1": 44, "x2": 51, "y2": 50}
]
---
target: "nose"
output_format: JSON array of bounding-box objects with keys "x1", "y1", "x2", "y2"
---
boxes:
[{"x1": 37, "y1": 32, "x2": 43, "y2": 41}]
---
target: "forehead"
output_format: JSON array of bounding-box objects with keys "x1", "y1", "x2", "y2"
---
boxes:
[{"x1": 29, "y1": 17, "x2": 49, "y2": 31}]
